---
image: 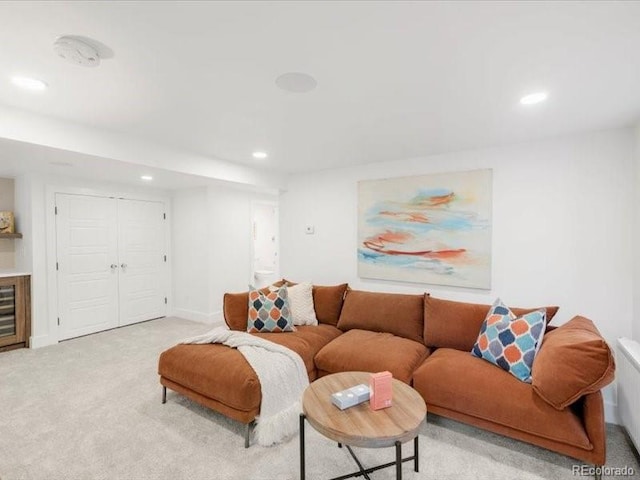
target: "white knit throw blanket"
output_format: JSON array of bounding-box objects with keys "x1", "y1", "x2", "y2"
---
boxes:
[{"x1": 181, "y1": 327, "x2": 309, "y2": 446}]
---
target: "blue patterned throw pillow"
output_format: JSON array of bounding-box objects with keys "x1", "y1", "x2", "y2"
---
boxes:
[
  {"x1": 247, "y1": 285, "x2": 295, "y2": 333},
  {"x1": 471, "y1": 298, "x2": 546, "y2": 383}
]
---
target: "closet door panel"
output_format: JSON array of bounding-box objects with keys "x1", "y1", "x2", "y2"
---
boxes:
[
  {"x1": 117, "y1": 199, "x2": 166, "y2": 326},
  {"x1": 56, "y1": 194, "x2": 119, "y2": 340}
]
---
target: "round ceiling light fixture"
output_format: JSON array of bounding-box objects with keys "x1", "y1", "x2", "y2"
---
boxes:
[
  {"x1": 520, "y1": 91, "x2": 548, "y2": 105},
  {"x1": 53, "y1": 36, "x2": 101, "y2": 67},
  {"x1": 275, "y1": 72, "x2": 317, "y2": 93},
  {"x1": 11, "y1": 76, "x2": 48, "y2": 91}
]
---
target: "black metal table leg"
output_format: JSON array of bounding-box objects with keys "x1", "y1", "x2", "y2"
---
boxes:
[
  {"x1": 244, "y1": 421, "x2": 254, "y2": 449},
  {"x1": 326, "y1": 437, "x2": 418, "y2": 480},
  {"x1": 300, "y1": 414, "x2": 305, "y2": 480},
  {"x1": 162, "y1": 386, "x2": 166, "y2": 404},
  {"x1": 414, "y1": 436, "x2": 419, "y2": 472},
  {"x1": 345, "y1": 446, "x2": 372, "y2": 480}
]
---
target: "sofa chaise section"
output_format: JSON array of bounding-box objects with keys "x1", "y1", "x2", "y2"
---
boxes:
[
  {"x1": 157, "y1": 283, "x2": 348, "y2": 445},
  {"x1": 158, "y1": 324, "x2": 342, "y2": 419}
]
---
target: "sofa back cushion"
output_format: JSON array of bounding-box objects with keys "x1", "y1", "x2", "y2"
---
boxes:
[
  {"x1": 311, "y1": 283, "x2": 349, "y2": 326},
  {"x1": 424, "y1": 295, "x2": 559, "y2": 351},
  {"x1": 223, "y1": 292, "x2": 250, "y2": 331},
  {"x1": 337, "y1": 290, "x2": 424, "y2": 342},
  {"x1": 531, "y1": 316, "x2": 615, "y2": 410}
]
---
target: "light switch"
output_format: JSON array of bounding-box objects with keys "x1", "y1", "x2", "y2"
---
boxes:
[{"x1": 305, "y1": 225, "x2": 315, "y2": 234}]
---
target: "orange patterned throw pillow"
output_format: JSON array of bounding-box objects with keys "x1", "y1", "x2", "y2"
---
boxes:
[
  {"x1": 471, "y1": 298, "x2": 546, "y2": 383},
  {"x1": 247, "y1": 285, "x2": 295, "y2": 333}
]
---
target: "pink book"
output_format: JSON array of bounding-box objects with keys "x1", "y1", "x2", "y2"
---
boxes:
[{"x1": 369, "y1": 371, "x2": 393, "y2": 410}]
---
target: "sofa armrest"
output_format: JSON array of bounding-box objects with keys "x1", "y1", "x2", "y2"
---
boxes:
[{"x1": 532, "y1": 316, "x2": 615, "y2": 410}]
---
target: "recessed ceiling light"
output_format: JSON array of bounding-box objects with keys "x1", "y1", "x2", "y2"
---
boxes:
[
  {"x1": 141, "y1": 175, "x2": 153, "y2": 181},
  {"x1": 520, "y1": 91, "x2": 548, "y2": 105},
  {"x1": 11, "y1": 76, "x2": 48, "y2": 91},
  {"x1": 275, "y1": 72, "x2": 317, "y2": 93},
  {"x1": 252, "y1": 151, "x2": 268, "y2": 159}
]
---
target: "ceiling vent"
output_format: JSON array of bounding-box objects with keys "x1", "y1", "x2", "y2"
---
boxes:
[{"x1": 53, "y1": 36, "x2": 101, "y2": 67}]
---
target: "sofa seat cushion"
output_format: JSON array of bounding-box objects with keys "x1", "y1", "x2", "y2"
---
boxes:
[
  {"x1": 255, "y1": 324, "x2": 343, "y2": 374},
  {"x1": 158, "y1": 324, "x2": 342, "y2": 412},
  {"x1": 159, "y1": 343, "x2": 261, "y2": 412},
  {"x1": 412, "y1": 348, "x2": 592, "y2": 450},
  {"x1": 314, "y1": 329, "x2": 429, "y2": 384}
]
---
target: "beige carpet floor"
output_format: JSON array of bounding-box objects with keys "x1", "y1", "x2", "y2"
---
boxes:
[{"x1": 0, "y1": 317, "x2": 638, "y2": 480}]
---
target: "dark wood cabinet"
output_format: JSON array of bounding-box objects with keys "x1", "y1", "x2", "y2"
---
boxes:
[{"x1": 0, "y1": 275, "x2": 31, "y2": 351}]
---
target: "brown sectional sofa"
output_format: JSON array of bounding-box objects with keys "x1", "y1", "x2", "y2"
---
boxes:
[{"x1": 158, "y1": 283, "x2": 614, "y2": 468}]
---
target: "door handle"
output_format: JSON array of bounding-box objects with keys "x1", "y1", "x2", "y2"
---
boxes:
[
  {"x1": 110, "y1": 264, "x2": 118, "y2": 270},
  {"x1": 121, "y1": 263, "x2": 127, "y2": 269}
]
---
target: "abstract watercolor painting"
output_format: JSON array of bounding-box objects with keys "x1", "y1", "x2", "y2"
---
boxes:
[{"x1": 358, "y1": 169, "x2": 492, "y2": 289}]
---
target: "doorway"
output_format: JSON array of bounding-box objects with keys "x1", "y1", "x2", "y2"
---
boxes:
[{"x1": 251, "y1": 202, "x2": 279, "y2": 288}]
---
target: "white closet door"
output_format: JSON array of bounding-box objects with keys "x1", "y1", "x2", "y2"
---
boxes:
[
  {"x1": 56, "y1": 194, "x2": 119, "y2": 340},
  {"x1": 117, "y1": 199, "x2": 166, "y2": 326}
]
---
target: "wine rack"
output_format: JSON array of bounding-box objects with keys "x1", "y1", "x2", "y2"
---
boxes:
[
  {"x1": 0, "y1": 285, "x2": 16, "y2": 338},
  {"x1": 0, "y1": 275, "x2": 30, "y2": 351}
]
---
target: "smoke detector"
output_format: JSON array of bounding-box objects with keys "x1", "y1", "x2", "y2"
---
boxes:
[{"x1": 53, "y1": 36, "x2": 100, "y2": 67}]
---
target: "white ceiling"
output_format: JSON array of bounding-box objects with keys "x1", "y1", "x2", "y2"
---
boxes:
[{"x1": 0, "y1": 1, "x2": 639, "y2": 175}]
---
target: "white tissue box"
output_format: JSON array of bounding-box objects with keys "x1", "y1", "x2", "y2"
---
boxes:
[{"x1": 331, "y1": 384, "x2": 371, "y2": 410}]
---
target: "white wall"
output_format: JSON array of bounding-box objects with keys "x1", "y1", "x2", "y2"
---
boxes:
[
  {"x1": 280, "y1": 128, "x2": 635, "y2": 420},
  {"x1": 634, "y1": 124, "x2": 640, "y2": 343},
  {"x1": 15, "y1": 172, "x2": 170, "y2": 348},
  {"x1": 171, "y1": 184, "x2": 278, "y2": 324},
  {"x1": 0, "y1": 177, "x2": 15, "y2": 268},
  {"x1": 171, "y1": 188, "x2": 211, "y2": 322}
]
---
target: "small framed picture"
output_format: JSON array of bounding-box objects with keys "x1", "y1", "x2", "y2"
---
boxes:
[{"x1": 0, "y1": 211, "x2": 15, "y2": 234}]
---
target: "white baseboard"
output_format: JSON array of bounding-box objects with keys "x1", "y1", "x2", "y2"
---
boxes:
[
  {"x1": 29, "y1": 335, "x2": 57, "y2": 349},
  {"x1": 171, "y1": 308, "x2": 223, "y2": 325},
  {"x1": 605, "y1": 400, "x2": 619, "y2": 425},
  {"x1": 29, "y1": 313, "x2": 225, "y2": 348}
]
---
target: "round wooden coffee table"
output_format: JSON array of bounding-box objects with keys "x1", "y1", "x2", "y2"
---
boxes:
[{"x1": 300, "y1": 371, "x2": 426, "y2": 480}]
